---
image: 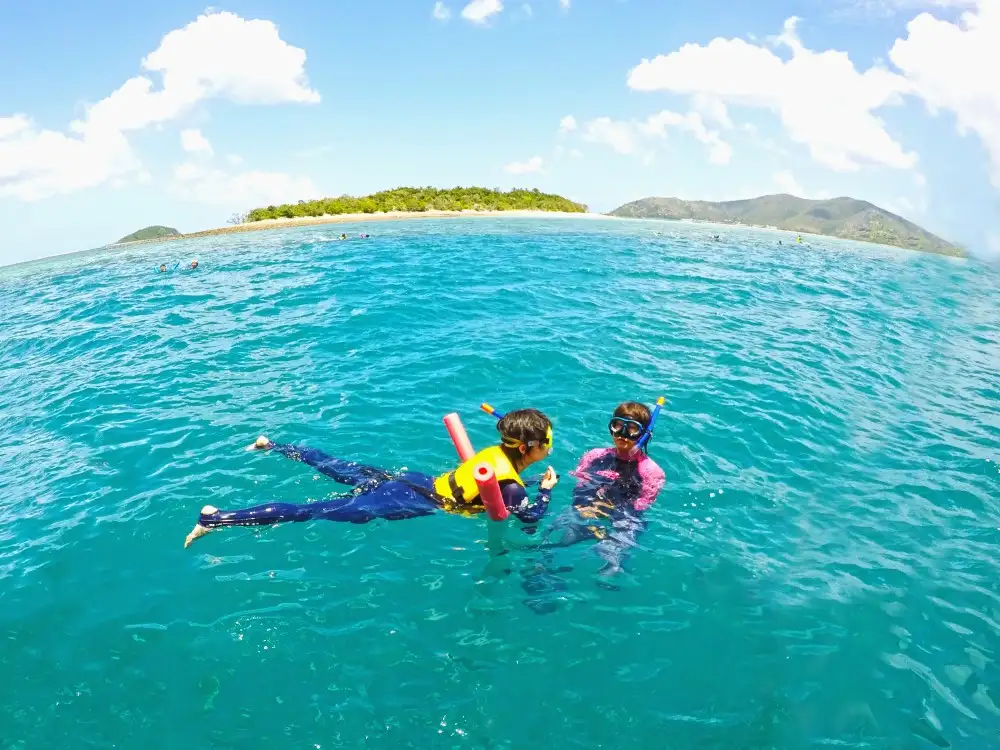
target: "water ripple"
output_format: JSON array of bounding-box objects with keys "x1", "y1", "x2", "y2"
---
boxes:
[{"x1": 1, "y1": 217, "x2": 999, "y2": 748}]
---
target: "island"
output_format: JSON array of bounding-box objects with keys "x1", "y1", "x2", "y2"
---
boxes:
[
  {"x1": 244, "y1": 187, "x2": 588, "y2": 222},
  {"x1": 101, "y1": 187, "x2": 594, "y2": 245},
  {"x1": 608, "y1": 194, "x2": 963, "y2": 256},
  {"x1": 116, "y1": 225, "x2": 181, "y2": 244}
]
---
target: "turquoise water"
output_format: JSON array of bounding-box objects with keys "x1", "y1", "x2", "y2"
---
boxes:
[{"x1": 2, "y1": 217, "x2": 999, "y2": 749}]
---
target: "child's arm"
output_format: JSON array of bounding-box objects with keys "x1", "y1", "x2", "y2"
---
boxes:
[
  {"x1": 634, "y1": 458, "x2": 666, "y2": 511},
  {"x1": 500, "y1": 481, "x2": 552, "y2": 531}
]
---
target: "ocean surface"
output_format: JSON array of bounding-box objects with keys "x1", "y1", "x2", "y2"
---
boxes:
[{"x1": 1, "y1": 216, "x2": 998, "y2": 749}]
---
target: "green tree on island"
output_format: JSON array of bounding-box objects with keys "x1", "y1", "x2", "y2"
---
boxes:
[{"x1": 245, "y1": 187, "x2": 588, "y2": 222}]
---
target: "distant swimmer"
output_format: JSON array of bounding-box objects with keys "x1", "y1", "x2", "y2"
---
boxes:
[
  {"x1": 360, "y1": 233, "x2": 370, "y2": 239},
  {"x1": 341, "y1": 233, "x2": 347, "y2": 240},
  {"x1": 159, "y1": 264, "x2": 167, "y2": 273},
  {"x1": 183, "y1": 409, "x2": 559, "y2": 548},
  {"x1": 797, "y1": 235, "x2": 802, "y2": 243},
  {"x1": 190, "y1": 259, "x2": 199, "y2": 269}
]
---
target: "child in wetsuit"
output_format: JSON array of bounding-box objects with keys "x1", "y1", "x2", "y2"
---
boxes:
[
  {"x1": 183, "y1": 408, "x2": 559, "y2": 547},
  {"x1": 538, "y1": 400, "x2": 665, "y2": 575}
]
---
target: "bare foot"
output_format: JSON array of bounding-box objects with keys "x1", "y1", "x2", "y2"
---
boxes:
[
  {"x1": 245, "y1": 434, "x2": 271, "y2": 451},
  {"x1": 183, "y1": 505, "x2": 219, "y2": 548}
]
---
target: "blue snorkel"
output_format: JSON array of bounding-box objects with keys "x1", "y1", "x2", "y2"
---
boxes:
[
  {"x1": 480, "y1": 403, "x2": 505, "y2": 420},
  {"x1": 635, "y1": 396, "x2": 665, "y2": 453}
]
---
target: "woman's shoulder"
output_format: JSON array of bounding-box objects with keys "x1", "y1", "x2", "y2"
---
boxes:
[
  {"x1": 637, "y1": 452, "x2": 666, "y2": 478},
  {"x1": 578, "y1": 447, "x2": 615, "y2": 467}
]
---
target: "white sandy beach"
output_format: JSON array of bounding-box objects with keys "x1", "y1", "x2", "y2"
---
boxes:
[{"x1": 111, "y1": 209, "x2": 618, "y2": 247}]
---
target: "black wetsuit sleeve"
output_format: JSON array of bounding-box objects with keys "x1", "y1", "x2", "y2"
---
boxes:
[{"x1": 499, "y1": 480, "x2": 552, "y2": 526}]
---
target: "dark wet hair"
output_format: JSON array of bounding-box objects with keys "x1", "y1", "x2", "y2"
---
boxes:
[
  {"x1": 497, "y1": 408, "x2": 552, "y2": 467},
  {"x1": 613, "y1": 401, "x2": 651, "y2": 427}
]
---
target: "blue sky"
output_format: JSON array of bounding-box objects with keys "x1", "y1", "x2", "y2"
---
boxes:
[{"x1": 1, "y1": 0, "x2": 998, "y2": 264}]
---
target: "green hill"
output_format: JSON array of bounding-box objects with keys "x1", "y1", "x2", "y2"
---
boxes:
[
  {"x1": 116, "y1": 225, "x2": 181, "y2": 244},
  {"x1": 608, "y1": 194, "x2": 962, "y2": 256},
  {"x1": 245, "y1": 186, "x2": 588, "y2": 221}
]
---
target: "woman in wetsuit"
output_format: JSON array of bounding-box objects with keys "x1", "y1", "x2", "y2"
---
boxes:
[
  {"x1": 183, "y1": 408, "x2": 559, "y2": 547},
  {"x1": 536, "y1": 401, "x2": 665, "y2": 575}
]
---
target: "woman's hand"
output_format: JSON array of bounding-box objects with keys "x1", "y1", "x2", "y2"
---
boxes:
[
  {"x1": 576, "y1": 498, "x2": 613, "y2": 519},
  {"x1": 539, "y1": 466, "x2": 560, "y2": 491}
]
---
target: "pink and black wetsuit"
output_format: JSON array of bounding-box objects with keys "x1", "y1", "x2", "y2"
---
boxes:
[
  {"x1": 570, "y1": 448, "x2": 665, "y2": 514},
  {"x1": 528, "y1": 448, "x2": 665, "y2": 581}
]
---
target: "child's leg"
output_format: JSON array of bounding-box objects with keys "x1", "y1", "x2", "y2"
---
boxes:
[
  {"x1": 184, "y1": 476, "x2": 438, "y2": 547},
  {"x1": 260, "y1": 437, "x2": 391, "y2": 487}
]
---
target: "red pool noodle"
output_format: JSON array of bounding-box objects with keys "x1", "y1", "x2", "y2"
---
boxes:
[
  {"x1": 443, "y1": 412, "x2": 475, "y2": 461},
  {"x1": 474, "y1": 463, "x2": 509, "y2": 522}
]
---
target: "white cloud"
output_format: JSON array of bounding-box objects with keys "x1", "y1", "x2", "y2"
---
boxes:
[
  {"x1": 578, "y1": 110, "x2": 732, "y2": 164},
  {"x1": 0, "y1": 10, "x2": 318, "y2": 201},
  {"x1": 462, "y1": 0, "x2": 504, "y2": 23},
  {"x1": 433, "y1": 2, "x2": 452, "y2": 20},
  {"x1": 170, "y1": 162, "x2": 318, "y2": 208},
  {"x1": 0, "y1": 115, "x2": 30, "y2": 139},
  {"x1": 521, "y1": 3, "x2": 534, "y2": 17},
  {"x1": 503, "y1": 156, "x2": 544, "y2": 174},
  {"x1": 640, "y1": 110, "x2": 733, "y2": 164},
  {"x1": 79, "y1": 10, "x2": 319, "y2": 135},
  {"x1": 0, "y1": 115, "x2": 140, "y2": 200},
  {"x1": 691, "y1": 94, "x2": 734, "y2": 129},
  {"x1": 627, "y1": 17, "x2": 917, "y2": 172},
  {"x1": 559, "y1": 115, "x2": 578, "y2": 133},
  {"x1": 888, "y1": 2, "x2": 1000, "y2": 187},
  {"x1": 180, "y1": 128, "x2": 213, "y2": 156},
  {"x1": 553, "y1": 144, "x2": 584, "y2": 160},
  {"x1": 227, "y1": 154, "x2": 244, "y2": 166},
  {"x1": 582, "y1": 117, "x2": 639, "y2": 154},
  {"x1": 773, "y1": 170, "x2": 806, "y2": 195},
  {"x1": 559, "y1": 0, "x2": 571, "y2": 8}
]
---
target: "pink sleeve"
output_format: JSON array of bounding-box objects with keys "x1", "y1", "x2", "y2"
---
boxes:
[
  {"x1": 634, "y1": 455, "x2": 665, "y2": 511},
  {"x1": 569, "y1": 448, "x2": 613, "y2": 481}
]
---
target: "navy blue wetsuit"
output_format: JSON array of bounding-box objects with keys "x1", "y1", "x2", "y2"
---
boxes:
[{"x1": 197, "y1": 441, "x2": 552, "y2": 529}]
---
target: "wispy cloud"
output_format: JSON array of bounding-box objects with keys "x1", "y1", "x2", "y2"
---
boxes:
[
  {"x1": 504, "y1": 155, "x2": 544, "y2": 174},
  {"x1": 433, "y1": 2, "x2": 452, "y2": 21},
  {"x1": 461, "y1": 0, "x2": 503, "y2": 24}
]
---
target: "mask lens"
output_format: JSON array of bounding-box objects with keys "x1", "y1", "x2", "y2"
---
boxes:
[{"x1": 609, "y1": 418, "x2": 643, "y2": 439}]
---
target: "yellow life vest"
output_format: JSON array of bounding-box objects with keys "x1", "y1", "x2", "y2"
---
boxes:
[{"x1": 433, "y1": 445, "x2": 524, "y2": 514}]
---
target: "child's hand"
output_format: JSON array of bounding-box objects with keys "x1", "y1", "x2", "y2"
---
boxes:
[{"x1": 539, "y1": 466, "x2": 559, "y2": 491}]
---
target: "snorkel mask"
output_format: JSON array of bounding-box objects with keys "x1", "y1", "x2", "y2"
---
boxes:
[
  {"x1": 501, "y1": 424, "x2": 553, "y2": 451},
  {"x1": 610, "y1": 397, "x2": 666, "y2": 453},
  {"x1": 609, "y1": 417, "x2": 645, "y2": 441}
]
